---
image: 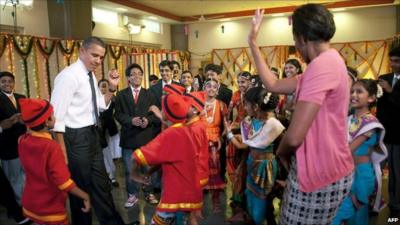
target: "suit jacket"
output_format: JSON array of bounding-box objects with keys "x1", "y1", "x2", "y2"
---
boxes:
[
  {"x1": 376, "y1": 73, "x2": 400, "y2": 144},
  {"x1": 99, "y1": 101, "x2": 119, "y2": 148},
  {"x1": 114, "y1": 87, "x2": 157, "y2": 149},
  {"x1": 149, "y1": 80, "x2": 181, "y2": 136},
  {"x1": 0, "y1": 92, "x2": 27, "y2": 160},
  {"x1": 218, "y1": 84, "x2": 233, "y2": 107}
]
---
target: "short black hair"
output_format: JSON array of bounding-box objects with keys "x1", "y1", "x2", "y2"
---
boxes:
[
  {"x1": 82, "y1": 36, "x2": 106, "y2": 49},
  {"x1": 98, "y1": 78, "x2": 109, "y2": 86},
  {"x1": 30, "y1": 123, "x2": 46, "y2": 132},
  {"x1": 170, "y1": 60, "x2": 181, "y2": 69},
  {"x1": 292, "y1": 4, "x2": 335, "y2": 42},
  {"x1": 159, "y1": 60, "x2": 174, "y2": 70},
  {"x1": 125, "y1": 63, "x2": 144, "y2": 77},
  {"x1": 389, "y1": 46, "x2": 400, "y2": 57},
  {"x1": 181, "y1": 70, "x2": 193, "y2": 77},
  {"x1": 149, "y1": 74, "x2": 159, "y2": 82},
  {"x1": 0, "y1": 71, "x2": 15, "y2": 80},
  {"x1": 204, "y1": 64, "x2": 222, "y2": 75}
]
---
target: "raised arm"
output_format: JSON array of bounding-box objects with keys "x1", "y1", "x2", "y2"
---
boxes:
[{"x1": 248, "y1": 9, "x2": 297, "y2": 94}]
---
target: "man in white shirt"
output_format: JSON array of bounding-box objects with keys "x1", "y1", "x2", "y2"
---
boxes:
[{"x1": 51, "y1": 37, "x2": 126, "y2": 225}]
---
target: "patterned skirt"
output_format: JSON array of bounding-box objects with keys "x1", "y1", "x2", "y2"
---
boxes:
[
  {"x1": 279, "y1": 157, "x2": 353, "y2": 225},
  {"x1": 205, "y1": 141, "x2": 225, "y2": 190}
]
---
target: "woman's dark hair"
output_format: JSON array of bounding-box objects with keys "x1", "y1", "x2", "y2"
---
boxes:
[
  {"x1": 98, "y1": 78, "x2": 109, "y2": 86},
  {"x1": 125, "y1": 63, "x2": 144, "y2": 77},
  {"x1": 244, "y1": 87, "x2": 279, "y2": 112},
  {"x1": 282, "y1": 58, "x2": 303, "y2": 78},
  {"x1": 292, "y1": 4, "x2": 335, "y2": 42},
  {"x1": 353, "y1": 79, "x2": 378, "y2": 107},
  {"x1": 346, "y1": 66, "x2": 358, "y2": 83}
]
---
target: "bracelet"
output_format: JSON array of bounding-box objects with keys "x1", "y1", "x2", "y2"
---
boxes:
[
  {"x1": 109, "y1": 88, "x2": 117, "y2": 93},
  {"x1": 227, "y1": 131, "x2": 234, "y2": 140}
]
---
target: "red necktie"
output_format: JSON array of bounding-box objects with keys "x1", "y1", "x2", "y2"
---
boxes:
[{"x1": 134, "y1": 89, "x2": 139, "y2": 104}]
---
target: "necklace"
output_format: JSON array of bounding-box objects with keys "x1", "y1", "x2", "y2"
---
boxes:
[{"x1": 204, "y1": 99, "x2": 216, "y2": 124}]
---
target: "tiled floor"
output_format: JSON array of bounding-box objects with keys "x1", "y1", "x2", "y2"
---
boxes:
[{"x1": 1, "y1": 160, "x2": 399, "y2": 225}]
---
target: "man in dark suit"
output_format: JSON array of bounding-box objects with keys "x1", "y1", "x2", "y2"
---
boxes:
[
  {"x1": 114, "y1": 63, "x2": 159, "y2": 208},
  {"x1": 0, "y1": 71, "x2": 26, "y2": 203},
  {"x1": 377, "y1": 46, "x2": 400, "y2": 217},
  {"x1": 181, "y1": 70, "x2": 194, "y2": 93},
  {"x1": 149, "y1": 60, "x2": 181, "y2": 135},
  {"x1": 205, "y1": 63, "x2": 232, "y2": 106},
  {"x1": 204, "y1": 64, "x2": 232, "y2": 180}
]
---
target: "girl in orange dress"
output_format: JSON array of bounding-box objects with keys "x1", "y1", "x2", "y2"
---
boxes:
[{"x1": 201, "y1": 78, "x2": 227, "y2": 213}]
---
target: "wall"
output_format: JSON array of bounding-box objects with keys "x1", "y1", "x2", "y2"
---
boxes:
[
  {"x1": 92, "y1": 22, "x2": 171, "y2": 49},
  {"x1": 0, "y1": 0, "x2": 49, "y2": 37},
  {"x1": 188, "y1": 5, "x2": 398, "y2": 70}
]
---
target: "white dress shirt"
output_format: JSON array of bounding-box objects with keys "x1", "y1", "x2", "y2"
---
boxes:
[
  {"x1": 162, "y1": 80, "x2": 172, "y2": 88},
  {"x1": 130, "y1": 85, "x2": 141, "y2": 99},
  {"x1": 51, "y1": 59, "x2": 107, "y2": 132}
]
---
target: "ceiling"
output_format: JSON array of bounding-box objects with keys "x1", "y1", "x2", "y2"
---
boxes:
[{"x1": 94, "y1": 0, "x2": 397, "y2": 23}]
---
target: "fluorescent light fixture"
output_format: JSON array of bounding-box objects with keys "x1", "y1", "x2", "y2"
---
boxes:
[
  {"x1": 116, "y1": 7, "x2": 128, "y2": 12},
  {"x1": 331, "y1": 8, "x2": 346, "y2": 12},
  {"x1": 219, "y1": 18, "x2": 231, "y2": 22},
  {"x1": 127, "y1": 24, "x2": 143, "y2": 34},
  {"x1": 0, "y1": 0, "x2": 33, "y2": 6},
  {"x1": 148, "y1": 16, "x2": 158, "y2": 20},
  {"x1": 93, "y1": 7, "x2": 119, "y2": 25},
  {"x1": 272, "y1": 13, "x2": 285, "y2": 17}
]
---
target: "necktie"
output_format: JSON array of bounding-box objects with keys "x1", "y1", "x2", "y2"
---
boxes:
[
  {"x1": 8, "y1": 95, "x2": 17, "y2": 108},
  {"x1": 134, "y1": 88, "x2": 139, "y2": 104},
  {"x1": 88, "y1": 72, "x2": 99, "y2": 126}
]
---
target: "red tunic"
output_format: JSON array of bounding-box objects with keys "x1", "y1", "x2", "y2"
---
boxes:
[
  {"x1": 132, "y1": 123, "x2": 202, "y2": 212},
  {"x1": 186, "y1": 116, "x2": 209, "y2": 187},
  {"x1": 18, "y1": 131, "x2": 76, "y2": 225}
]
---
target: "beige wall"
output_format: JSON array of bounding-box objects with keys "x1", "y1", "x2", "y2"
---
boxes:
[
  {"x1": 92, "y1": 22, "x2": 171, "y2": 49},
  {"x1": 0, "y1": 0, "x2": 49, "y2": 36},
  {"x1": 188, "y1": 5, "x2": 398, "y2": 70}
]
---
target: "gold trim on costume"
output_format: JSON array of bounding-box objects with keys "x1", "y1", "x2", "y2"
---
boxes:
[
  {"x1": 58, "y1": 179, "x2": 74, "y2": 191},
  {"x1": 30, "y1": 131, "x2": 52, "y2": 140},
  {"x1": 200, "y1": 178, "x2": 209, "y2": 186},
  {"x1": 135, "y1": 149, "x2": 148, "y2": 166},
  {"x1": 186, "y1": 116, "x2": 200, "y2": 125},
  {"x1": 23, "y1": 208, "x2": 67, "y2": 222},
  {"x1": 158, "y1": 201, "x2": 203, "y2": 210},
  {"x1": 171, "y1": 123, "x2": 183, "y2": 128}
]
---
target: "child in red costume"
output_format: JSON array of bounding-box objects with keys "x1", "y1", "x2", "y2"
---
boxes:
[
  {"x1": 132, "y1": 93, "x2": 205, "y2": 225},
  {"x1": 18, "y1": 98, "x2": 90, "y2": 225}
]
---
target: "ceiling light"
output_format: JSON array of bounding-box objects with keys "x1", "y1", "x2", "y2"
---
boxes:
[
  {"x1": 272, "y1": 13, "x2": 285, "y2": 17},
  {"x1": 219, "y1": 18, "x2": 231, "y2": 22},
  {"x1": 331, "y1": 8, "x2": 346, "y2": 12},
  {"x1": 148, "y1": 16, "x2": 158, "y2": 20},
  {"x1": 127, "y1": 23, "x2": 145, "y2": 34},
  {"x1": 116, "y1": 7, "x2": 128, "y2": 12}
]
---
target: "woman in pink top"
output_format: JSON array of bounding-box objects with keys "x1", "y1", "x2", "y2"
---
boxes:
[{"x1": 248, "y1": 4, "x2": 354, "y2": 225}]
